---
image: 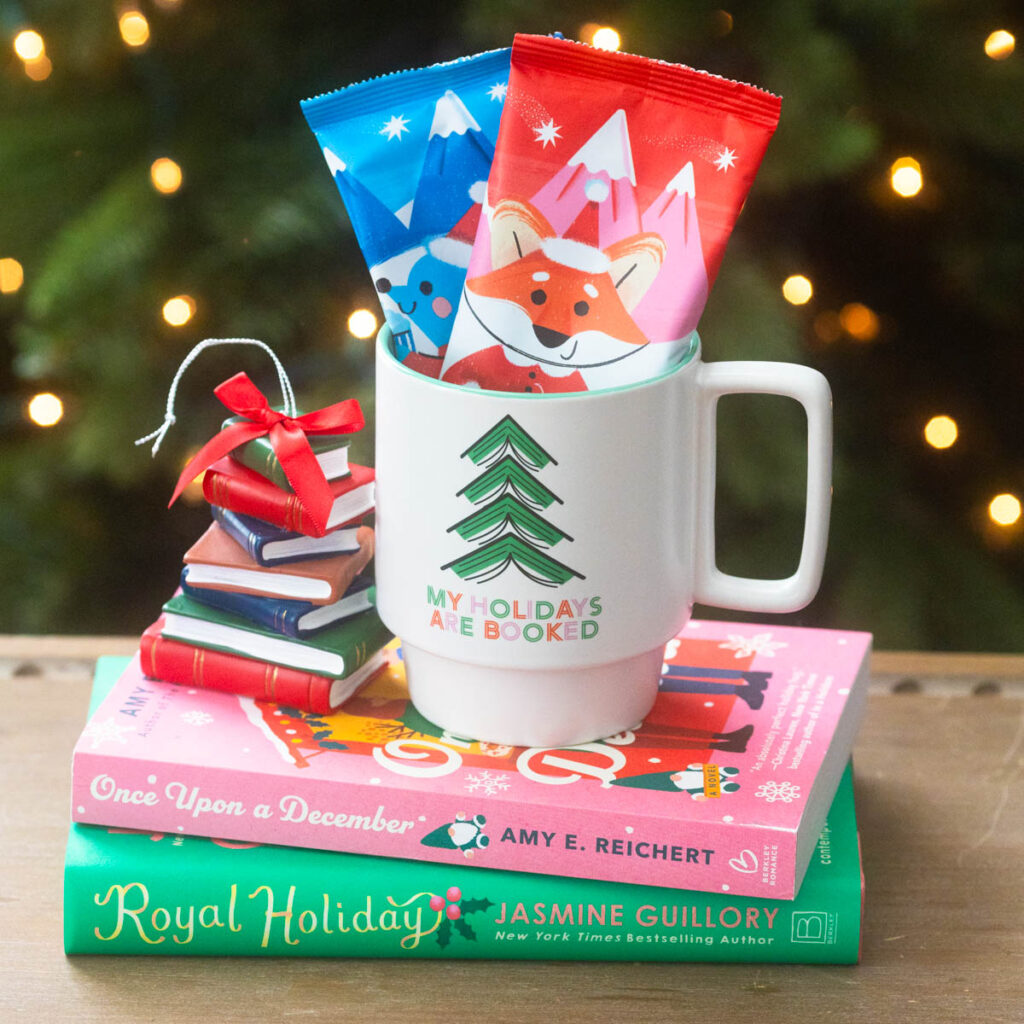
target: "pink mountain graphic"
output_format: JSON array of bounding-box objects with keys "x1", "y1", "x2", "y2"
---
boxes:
[
  {"x1": 531, "y1": 109, "x2": 643, "y2": 249},
  {"x1": 631, "y1": 161, "x2": 709, "y2": 343}
]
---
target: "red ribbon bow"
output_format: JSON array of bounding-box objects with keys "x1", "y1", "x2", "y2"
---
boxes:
[{"x1": 169, "y1": 372, "x2": 364, "y2": 535}]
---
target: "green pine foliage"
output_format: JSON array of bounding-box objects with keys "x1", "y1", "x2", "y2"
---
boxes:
[{"x1": 2, "y1": 0, "x2": 1022, "y2": 647}]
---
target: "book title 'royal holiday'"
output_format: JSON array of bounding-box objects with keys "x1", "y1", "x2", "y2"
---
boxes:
[{"x1": 89, "y1": 876, "x2": 785, "y2": 952}]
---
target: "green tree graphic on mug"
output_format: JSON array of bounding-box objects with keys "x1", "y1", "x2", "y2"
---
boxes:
[{"x1": 442, "y1": 415, "x2": 584, "y2": 587}]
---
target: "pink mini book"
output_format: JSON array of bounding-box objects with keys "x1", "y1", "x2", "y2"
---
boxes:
[{"x1": 71, "y1": 620, "x2": 870, "y2": 899}]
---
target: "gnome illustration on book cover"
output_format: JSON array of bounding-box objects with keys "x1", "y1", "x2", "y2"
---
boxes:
[{"x1": 441, "y1": 39, "x2": 780, "y2": 392}]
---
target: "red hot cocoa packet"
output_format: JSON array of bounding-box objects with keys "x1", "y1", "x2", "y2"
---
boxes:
[{"x1": 441, "y1": 34, "x2": 781, "y2": 394}]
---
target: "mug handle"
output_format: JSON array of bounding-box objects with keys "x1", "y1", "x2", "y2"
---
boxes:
[{"x1": 694, "y1": 361, "x2": 833, "y2": 613}]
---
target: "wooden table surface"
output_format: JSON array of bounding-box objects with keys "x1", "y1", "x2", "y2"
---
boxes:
[{"x1": 2, "y1": 637, "x2": 1022, "y2": 1023}]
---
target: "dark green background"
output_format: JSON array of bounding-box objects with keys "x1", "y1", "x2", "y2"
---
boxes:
[{"x1": 2, "y1": 0, "x2": 1022, "y2": 649}]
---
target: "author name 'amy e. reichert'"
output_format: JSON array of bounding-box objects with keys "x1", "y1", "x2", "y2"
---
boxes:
[{"x1": 498, "y1": 826, "x2": 714, "y2": 864}]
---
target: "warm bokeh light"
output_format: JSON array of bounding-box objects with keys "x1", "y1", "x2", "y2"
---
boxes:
[
  {"x1": 813, "y1": 311, "x2": 842, "y2": 343},
  {"x1": 591, "y1": 26, "x2": 622, "y2": 51},
  {"x1": 782, "y1": 274, "x2": 813, "y2": 305},
  {"x1": 984, "y1": 30, "x2": 1015, "y2": 60},
  {"x1": 0, "y1": 257, "x2": 24, "y2": 294},
  {"x1": 162, "y1": 294, "x2": 196, "y2": 326},
  {"x1": 890, "y1": 156, "x2": 923, "y2": 198},
  {"x1": 27, "y1": 392, "x2": 64, "y2": 427},
  {"x1": 150, "y1": 157, "x2": 183, "y2": 194},
  {"x1": 23, "y1": 54, "x2": 52, "y2": 80},
  {"x1": 13, "y1": 29, "x2": 45, "y2": 62},
  {"x1": 988, "y1": 493, "x2": 1022, "y2": 527},
  {"x1": 118, "y1": 10, "x2": 151, "y2": 48},
  {"x1": 839, "y1": 302, "x2": 880, "y2": 341},
  {"x1": 711, "y1": 10, "x2": 734, "y2": 36},
  {"x1": 180, "y1": 450, "x2": 206, "y2": 503},
  {"x1": 924, "y1": 415, "x2": 958, "y2": 450},
  {"x1": 347, "y1": 308, "x2": 379, "y2": 339}
]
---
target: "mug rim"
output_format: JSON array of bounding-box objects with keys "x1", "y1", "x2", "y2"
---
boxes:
[{"x1": 377, "y1": 325, "x2": 702, "y2": 399}]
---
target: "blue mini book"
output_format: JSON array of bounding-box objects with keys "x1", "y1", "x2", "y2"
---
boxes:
[
  {"x1": 181, "y1": 569, "x2": 374, "y2": 637},
  {"x1": 213, "y1": 506, "x2": 364, "y2": 566}
]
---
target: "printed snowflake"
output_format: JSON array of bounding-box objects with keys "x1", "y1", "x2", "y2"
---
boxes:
[
  {"x1": 487, "y1": 81, "x2": 508, "y2": 102},
  {"x1": 80, "y1": 716, "x2": 136, "y2": 749},
  {"x1": 180, "y1": 710, "x2": 214, "y2": 727},
  {"x1": 714, "y1": 146, "x2": 737, "y2": 172},
  {"x1": 533, "y1": 118, "x2": 562, "y2": 148},
  {"x1": 464, "y1": 770, "x2": 511, "y2": 796},
  {"x1": 719, "y1": 632, "x2": 788, "y2": 659},
  {"x1": 379, "y1": 114, "x2": 410, "y2": 140},
  {"x1": 755, "y1": 780, "x2": 802, "y2": 803}
]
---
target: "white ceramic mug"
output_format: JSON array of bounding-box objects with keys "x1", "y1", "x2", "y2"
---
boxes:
[{"x1": 374, "y1": 328, "x2": 832, "y2": 746}]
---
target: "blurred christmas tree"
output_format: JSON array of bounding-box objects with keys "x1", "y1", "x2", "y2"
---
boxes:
[{"x1": 1, "y1": 0, "x2": 1021, "y2": 648}]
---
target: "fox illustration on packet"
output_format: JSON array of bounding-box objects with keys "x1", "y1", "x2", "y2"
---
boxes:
[{"x1": 439, "y1": 34, "x2": 782, "y2": 393}]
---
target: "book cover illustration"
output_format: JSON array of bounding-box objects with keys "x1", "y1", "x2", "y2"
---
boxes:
[{"x1": 71, "y1": 620, "x2": 870, "y2": 899}]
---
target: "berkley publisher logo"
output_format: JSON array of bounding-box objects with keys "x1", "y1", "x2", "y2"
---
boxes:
[{"x1": 790, "y1": 910, "x2": 836, "y2": 944}]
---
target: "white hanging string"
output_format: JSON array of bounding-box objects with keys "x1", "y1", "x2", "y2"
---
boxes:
[{"x1": 135, "y1": 338, "x2": 297, "y2": 456}]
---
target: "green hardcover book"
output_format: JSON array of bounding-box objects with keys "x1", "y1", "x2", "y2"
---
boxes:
[
  {"x1": 64, "y1": 657, "x2": 863, "y2": 962},
  {"x1": 224, "y1": 414, "x2": 352, "y2": 491},
  {"x1": 161, "y1": 592, "x2": 392, "y2": 679}
]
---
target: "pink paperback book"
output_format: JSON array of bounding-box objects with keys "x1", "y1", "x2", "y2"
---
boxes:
[{"x1": 71, "y1": 619, "x2": 870, "y2": 899}]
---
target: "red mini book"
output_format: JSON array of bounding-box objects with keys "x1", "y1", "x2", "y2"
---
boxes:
[
  {"x1": 138, "y1": 621, "x2": 389, "y2": 714},
  {"x1": 183, "y1": 522, "x2": 374, "y2": 604},
  {"x1": 202, "y1": 458, "x2": 375, "y2": 538}
]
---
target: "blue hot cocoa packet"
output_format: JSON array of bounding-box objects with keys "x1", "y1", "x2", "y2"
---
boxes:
[{"x1": 302, "y1": 48, "x2": 511, "y2": 378}]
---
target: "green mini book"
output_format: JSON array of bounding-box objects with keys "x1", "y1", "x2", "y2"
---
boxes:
[
  {"x1": 64, "y1": 657, "x2": 863, "y2": 962},
  {"x1": 224, "y1": 414, "x2": 351, "y2": 491},
  {"x1": 161, "y1": 592, "x2": 391, "y2": 679}
]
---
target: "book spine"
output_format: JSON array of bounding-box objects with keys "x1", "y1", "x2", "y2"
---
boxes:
[
  {"x1": 63, "y1": 826, "x2": 860, "y2": 962},
  {"x1": 71, "y1": 743, "x2": 798, "y2": 899},
  {"x1": 204, "y1": 467, "x2": 315, "y2": 536},
  {"x1": 180, "y1": 580, "x2": 304, "y2": 638},
  {"x1": 232, "y1": 435, "x2": 352, "y2": 491},
  {"x1": 233, "y1": 437, "x2": 291, "y2": 491},
  {"x1": 139, "y1": 629, "x2": 333, "y2": 714},
  {"x1": 212, "y1": 506, "x2": 268, "y2": 565}
]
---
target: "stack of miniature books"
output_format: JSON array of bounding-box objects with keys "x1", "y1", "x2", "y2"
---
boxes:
[
  {"x1": 65, "y1": 619, "x2": 870, "y2": 963},
  {"x1": 140, "y1": 424, "x2": 392, "y2": 715}
]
